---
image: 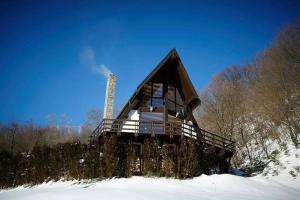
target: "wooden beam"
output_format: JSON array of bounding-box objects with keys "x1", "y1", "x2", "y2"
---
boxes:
[{"x1": 163, "y1": 71, "x2": 169, "y2": 126}]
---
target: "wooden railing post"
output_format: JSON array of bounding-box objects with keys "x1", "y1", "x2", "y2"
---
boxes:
[
  {"x1": 134, "y1": 121, "x2": 138, "y2": 137},
  {"x1": 151, "y1": 121, "x2": 155, "y2": 138},
  {"x1": 169, "y1": 123, "x2": 173, "y2": 139},
  {"x1": 117, "y1": 120, "x2": 121, "y2": 136}
]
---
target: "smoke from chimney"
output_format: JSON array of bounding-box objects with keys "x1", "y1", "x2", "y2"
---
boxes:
[
  {"x1": 80, "y1": 47, "x2": 116, "y2": 119},
  {"x1": 81, "y1": 47, "x2": 113, "y2": 78},
  {"x1": 103, "y1": 74, "x2": 116, "y2": 119}
]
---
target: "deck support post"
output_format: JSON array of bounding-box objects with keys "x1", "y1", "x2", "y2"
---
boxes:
[{"x1": 151, "y1": 121, "x2": 155, "y2": 138}]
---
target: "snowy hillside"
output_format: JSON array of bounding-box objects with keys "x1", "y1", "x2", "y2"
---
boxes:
[{"x1": 258, "y1": 141, "x2": 300, "y2": 188}]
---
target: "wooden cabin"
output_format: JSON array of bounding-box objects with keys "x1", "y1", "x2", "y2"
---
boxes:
[{"x1": 91, "y1": 49, "x2": 235, "y2": 175}]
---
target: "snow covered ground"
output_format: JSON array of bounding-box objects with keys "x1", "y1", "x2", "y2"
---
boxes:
[
  {"x1": 1, "y1": 174, "x2": 300, "y2": 200},
  {"x1": 1, "y1": 140, "x2": 300, "y2": 200}
]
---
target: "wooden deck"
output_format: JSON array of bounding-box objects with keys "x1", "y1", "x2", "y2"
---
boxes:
[{"x1": 91, "y1": 119, "x2": 235, "y2": 153}]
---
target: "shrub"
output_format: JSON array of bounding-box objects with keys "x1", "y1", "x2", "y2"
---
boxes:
[{"x1": 289, "y1": 170, "x2": 297, "y2": 178}]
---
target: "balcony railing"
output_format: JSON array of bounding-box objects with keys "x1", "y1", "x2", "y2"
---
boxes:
[{"x1": 92, "y1": 119, "x2": 235, "y2": 152}]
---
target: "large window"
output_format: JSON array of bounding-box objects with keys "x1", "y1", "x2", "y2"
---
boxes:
[
  {"x1": 168, "y1": 86, "x2": 184, "y2": 117},
  {"x1": 142, "y1": 82, "x2": 164, "y2": 107},
  {"x1": 140, "y1": 83, "x2": 184, "y2": 118},
  {"x1": 139, "y1": 112, "x2": 164, "y2": 134}
]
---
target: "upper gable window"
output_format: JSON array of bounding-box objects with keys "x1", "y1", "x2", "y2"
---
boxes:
[
  {"x1": 168, "y1": 86, "x2": 183, "y2": 106},
  {"x1": 176, "y1": 89, "x2": 183, "y2": 105},
  {"x1": 168, "y1": 85, "x2": 184, "y2": 117},
  {"x1": 152, "y1": 83, "x2": 163, "y2": 98},
  {"x1": 142, "y1": 82, "x2": 164, "y2": 107}
]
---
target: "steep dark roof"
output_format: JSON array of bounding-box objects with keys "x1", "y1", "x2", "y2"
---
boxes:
[{"x1": 117, "y1": 48, "x2": 201, "y2": 119}]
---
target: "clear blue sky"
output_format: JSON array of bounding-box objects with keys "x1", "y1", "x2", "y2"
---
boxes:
[{"x1": 0, "y1": 0, "x2": 299, "y2": 126}]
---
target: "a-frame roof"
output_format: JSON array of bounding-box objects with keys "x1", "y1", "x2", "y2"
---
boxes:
[{"x1": 117, "y1": 48, "x2": 201, "y2": 119}]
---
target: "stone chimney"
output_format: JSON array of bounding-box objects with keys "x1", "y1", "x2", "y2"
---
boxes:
[{"x1": 103, "y1": 74, "x2": 116, "y2": 119}]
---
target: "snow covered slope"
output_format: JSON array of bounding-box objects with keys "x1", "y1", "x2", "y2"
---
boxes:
[
  {"x1": 258, "y1": 141, "x2": 300, "y2": 188},
  {"x1": 1, "y1": 174, "x2": 300, "y2": 200}
]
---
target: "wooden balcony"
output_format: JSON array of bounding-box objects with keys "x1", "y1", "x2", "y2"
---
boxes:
[{"x1": 92, "y1": 119, "x2": 235, "y2": 152}]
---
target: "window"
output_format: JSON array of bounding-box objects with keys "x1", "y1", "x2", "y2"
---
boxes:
[
  {"x1": 168, "y1": 86, "x2": 184, "y2": 117},
  {"x1": 142, "y1": 82, "x2": 164, "y2": 107},
  {"x1": 139, "y1": 112, "x2": 164, "y2": 134},
  {"x1": 152, "y1": 83, "x2": 163, "y2": 98},
  {"x1": 168, "y1": 86, "x2": 175, "y2": 100},
  {"x1": 176, "y1": 89, "x2": 183, "y2": 105}
]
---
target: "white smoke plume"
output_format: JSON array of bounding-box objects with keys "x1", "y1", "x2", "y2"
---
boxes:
[
  {"x1": 97, "y1": 64, "x2": 112, "y2": 78},
  {"x1": 81, "y1": 47, "x2": 112, "y2": 78}
]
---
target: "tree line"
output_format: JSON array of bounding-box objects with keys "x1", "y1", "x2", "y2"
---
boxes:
[
  {"x1": 0, "y1": 108, "x2": 102, "y2": 153},
  {"x1": 196, "y1": 20, "x2": 300, "y2": 167}
]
